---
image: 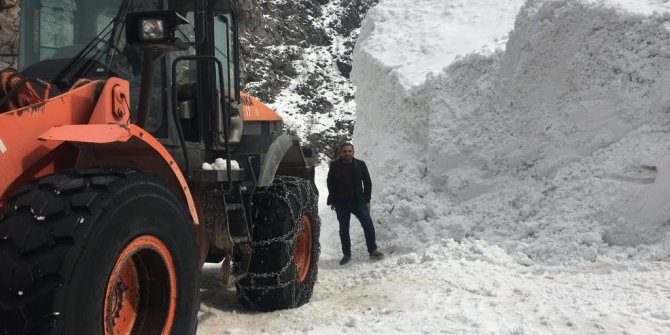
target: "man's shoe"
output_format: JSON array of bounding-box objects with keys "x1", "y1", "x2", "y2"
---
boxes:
[
  {"x1": 369, "y1": 250, "x2": 384, "y2": 259},
  {"x1": 339, "y1": 255, "x2": 351, "y2": 265}
]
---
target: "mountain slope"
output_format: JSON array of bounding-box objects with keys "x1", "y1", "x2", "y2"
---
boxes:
[{"x1": 234, "y1": 0, "x2": 379, "y2": 157}]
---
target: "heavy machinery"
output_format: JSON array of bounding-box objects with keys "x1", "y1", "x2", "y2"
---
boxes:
[{"x1": 0, "y1": 0, "x2": 320, "y2": 333}]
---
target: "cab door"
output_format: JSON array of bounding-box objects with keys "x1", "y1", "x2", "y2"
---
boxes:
[{"x1": 208, "y1": 9, "x2": 242, "y2": 150}]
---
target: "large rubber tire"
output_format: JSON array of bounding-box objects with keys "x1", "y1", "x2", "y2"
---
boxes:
[
  {"x1": 0, "y1": 169, "x2": 200, "y2": 335},
  {"x1": 236, "y1": 176, "x2": 320, "y2": 311}
]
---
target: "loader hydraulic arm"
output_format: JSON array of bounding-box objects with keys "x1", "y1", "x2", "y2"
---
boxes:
[{"x1": 0, "y1": 68, "x2": 50, "y2": 113}]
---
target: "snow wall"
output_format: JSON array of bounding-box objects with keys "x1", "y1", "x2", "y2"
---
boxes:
[{"x1": 352, "y1": 0, "x2": 670, "y2": 265}]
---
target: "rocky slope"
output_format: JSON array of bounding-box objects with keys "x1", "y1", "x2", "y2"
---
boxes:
[
  {"x1": 0, "y1": 0, "x2": 19, "y2": 69},
  {"x1": 234, "y1": 0, "x2": 378, "y2": 158}
]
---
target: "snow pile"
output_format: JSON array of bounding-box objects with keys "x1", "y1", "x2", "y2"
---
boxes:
[
  {"x1": 356, "y1": 0, "x2": 522, "y2": 87},
  {"x1": 352, "y1": 0, "x2": 670, "y2": 264}
]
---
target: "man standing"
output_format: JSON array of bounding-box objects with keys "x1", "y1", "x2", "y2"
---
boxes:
[{"x1": 327, "y1": 143, "x2": 383, "y2": 265}]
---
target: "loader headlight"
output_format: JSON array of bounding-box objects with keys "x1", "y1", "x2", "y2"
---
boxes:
[
  {"x1": 126, "y1": 11, "x2": 189, "y2": 50},
  {"x1": 140, "y1": 19, "x2": 166, "y2": 41}
]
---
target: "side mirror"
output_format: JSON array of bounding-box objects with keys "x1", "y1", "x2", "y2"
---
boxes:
[{"x1": 125, "y1": 11, "x2": 189, "y2": 51}]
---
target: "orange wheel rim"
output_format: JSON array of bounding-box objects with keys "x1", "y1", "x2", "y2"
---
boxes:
[
  {"x1": 104, "y1": 235, "x2": 177, "y2": 335},
  {"x1": 295, "y1": 215, "x2": 312, "y2": 283}
]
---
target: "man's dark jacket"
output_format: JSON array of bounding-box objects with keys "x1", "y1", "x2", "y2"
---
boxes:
[{"x1": 326, "y1": 158, "x2": 372, "y2": 206}]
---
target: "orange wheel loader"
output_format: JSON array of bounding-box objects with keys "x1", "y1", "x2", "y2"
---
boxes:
[{"x1": 0, "y1": 0, "x2": 320, "y2": 333}]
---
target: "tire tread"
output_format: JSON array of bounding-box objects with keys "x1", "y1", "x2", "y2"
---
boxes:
[{"x1": 1, "y1": 169, "x2": 122, "y2": 334}]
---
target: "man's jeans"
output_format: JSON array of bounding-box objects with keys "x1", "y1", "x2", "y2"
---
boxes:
[{"x1": 335, "y1": 200, "x2": 378, "y2": 256}]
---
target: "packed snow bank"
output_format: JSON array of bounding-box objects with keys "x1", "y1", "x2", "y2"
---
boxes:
[
  {"x1": 352, "y1": 0, "x2": 670, "y2": 264},
  {"x1": 358, "y1": 0, "x2": 524, "y2": 88}
]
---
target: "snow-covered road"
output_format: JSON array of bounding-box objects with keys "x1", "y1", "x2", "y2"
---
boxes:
[
  {"x1": 198, "y1": 214, "x2": 670, "y2": 335},
  {"x1": 196, "y1": 165, "x2": 670, "y2": 335}
]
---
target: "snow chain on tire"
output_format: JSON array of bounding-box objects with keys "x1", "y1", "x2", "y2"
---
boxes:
[{"x1": 236, "y1": 175, "x2": 320, "y2": 311}]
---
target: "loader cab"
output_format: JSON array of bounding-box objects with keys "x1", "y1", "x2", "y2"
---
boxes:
[
  {"x1": 17, "y1": 0, "x2": 244, "y2": 157},
  {"x1": 168, "y1": 0, "x2": 244, "y2": 150},
  {"x1": 125, "y1": 0, "x2": 247, "y2": 172}
]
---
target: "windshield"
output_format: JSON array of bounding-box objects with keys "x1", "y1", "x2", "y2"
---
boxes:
[
  {"x1": 17, "y1": 0, "x2": 198, "y2": 138},
  {"x1": 17, "y1": 0, "x2": 166, "y2": 87},
  {"x1": 19, "y1": 0, "x2": 125, "y2": 77},
  {"x1": 25, "y1": 0, "x2": 120, "y2": 61}
]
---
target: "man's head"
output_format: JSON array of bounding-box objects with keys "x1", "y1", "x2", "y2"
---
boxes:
[{"x1": 339, "y1": 143, "x2": 354, "y2": 163}]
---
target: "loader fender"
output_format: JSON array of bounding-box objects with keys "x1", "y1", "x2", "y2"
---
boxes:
[
  {"x1": 257, "y1": 134, "x2": 314, "y2": 187},
  {"x1": 0, "y1": 80, "x2": 102, "y2": 202},
  {"x1": 38, "y1": 123, "x2": 200, "y2": 225}
]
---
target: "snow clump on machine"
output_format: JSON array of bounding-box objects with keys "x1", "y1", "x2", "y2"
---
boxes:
[{"x1": 202, "y1": 158, "x2": 242, "y2": 171}]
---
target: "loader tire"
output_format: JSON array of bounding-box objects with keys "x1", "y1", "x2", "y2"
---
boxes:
[
  {"x1": 0, "y1": 169, "x2": 200, "y2": 335},
  {"x1": 236, "y1": 176, "x2": 320, "y2": 311}
]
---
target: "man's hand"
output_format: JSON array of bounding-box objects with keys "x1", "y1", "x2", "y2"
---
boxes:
[{"x1": 366, "y1": 203, "x2": 371, "y2": 210}]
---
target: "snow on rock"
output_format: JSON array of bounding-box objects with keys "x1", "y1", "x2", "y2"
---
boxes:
[
  {"x1": 266, "y1": 0, "x2": 379, "y2": 158},
  {"x1": 353, "y1": 0, "x2": 670, "y2": 265}
]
